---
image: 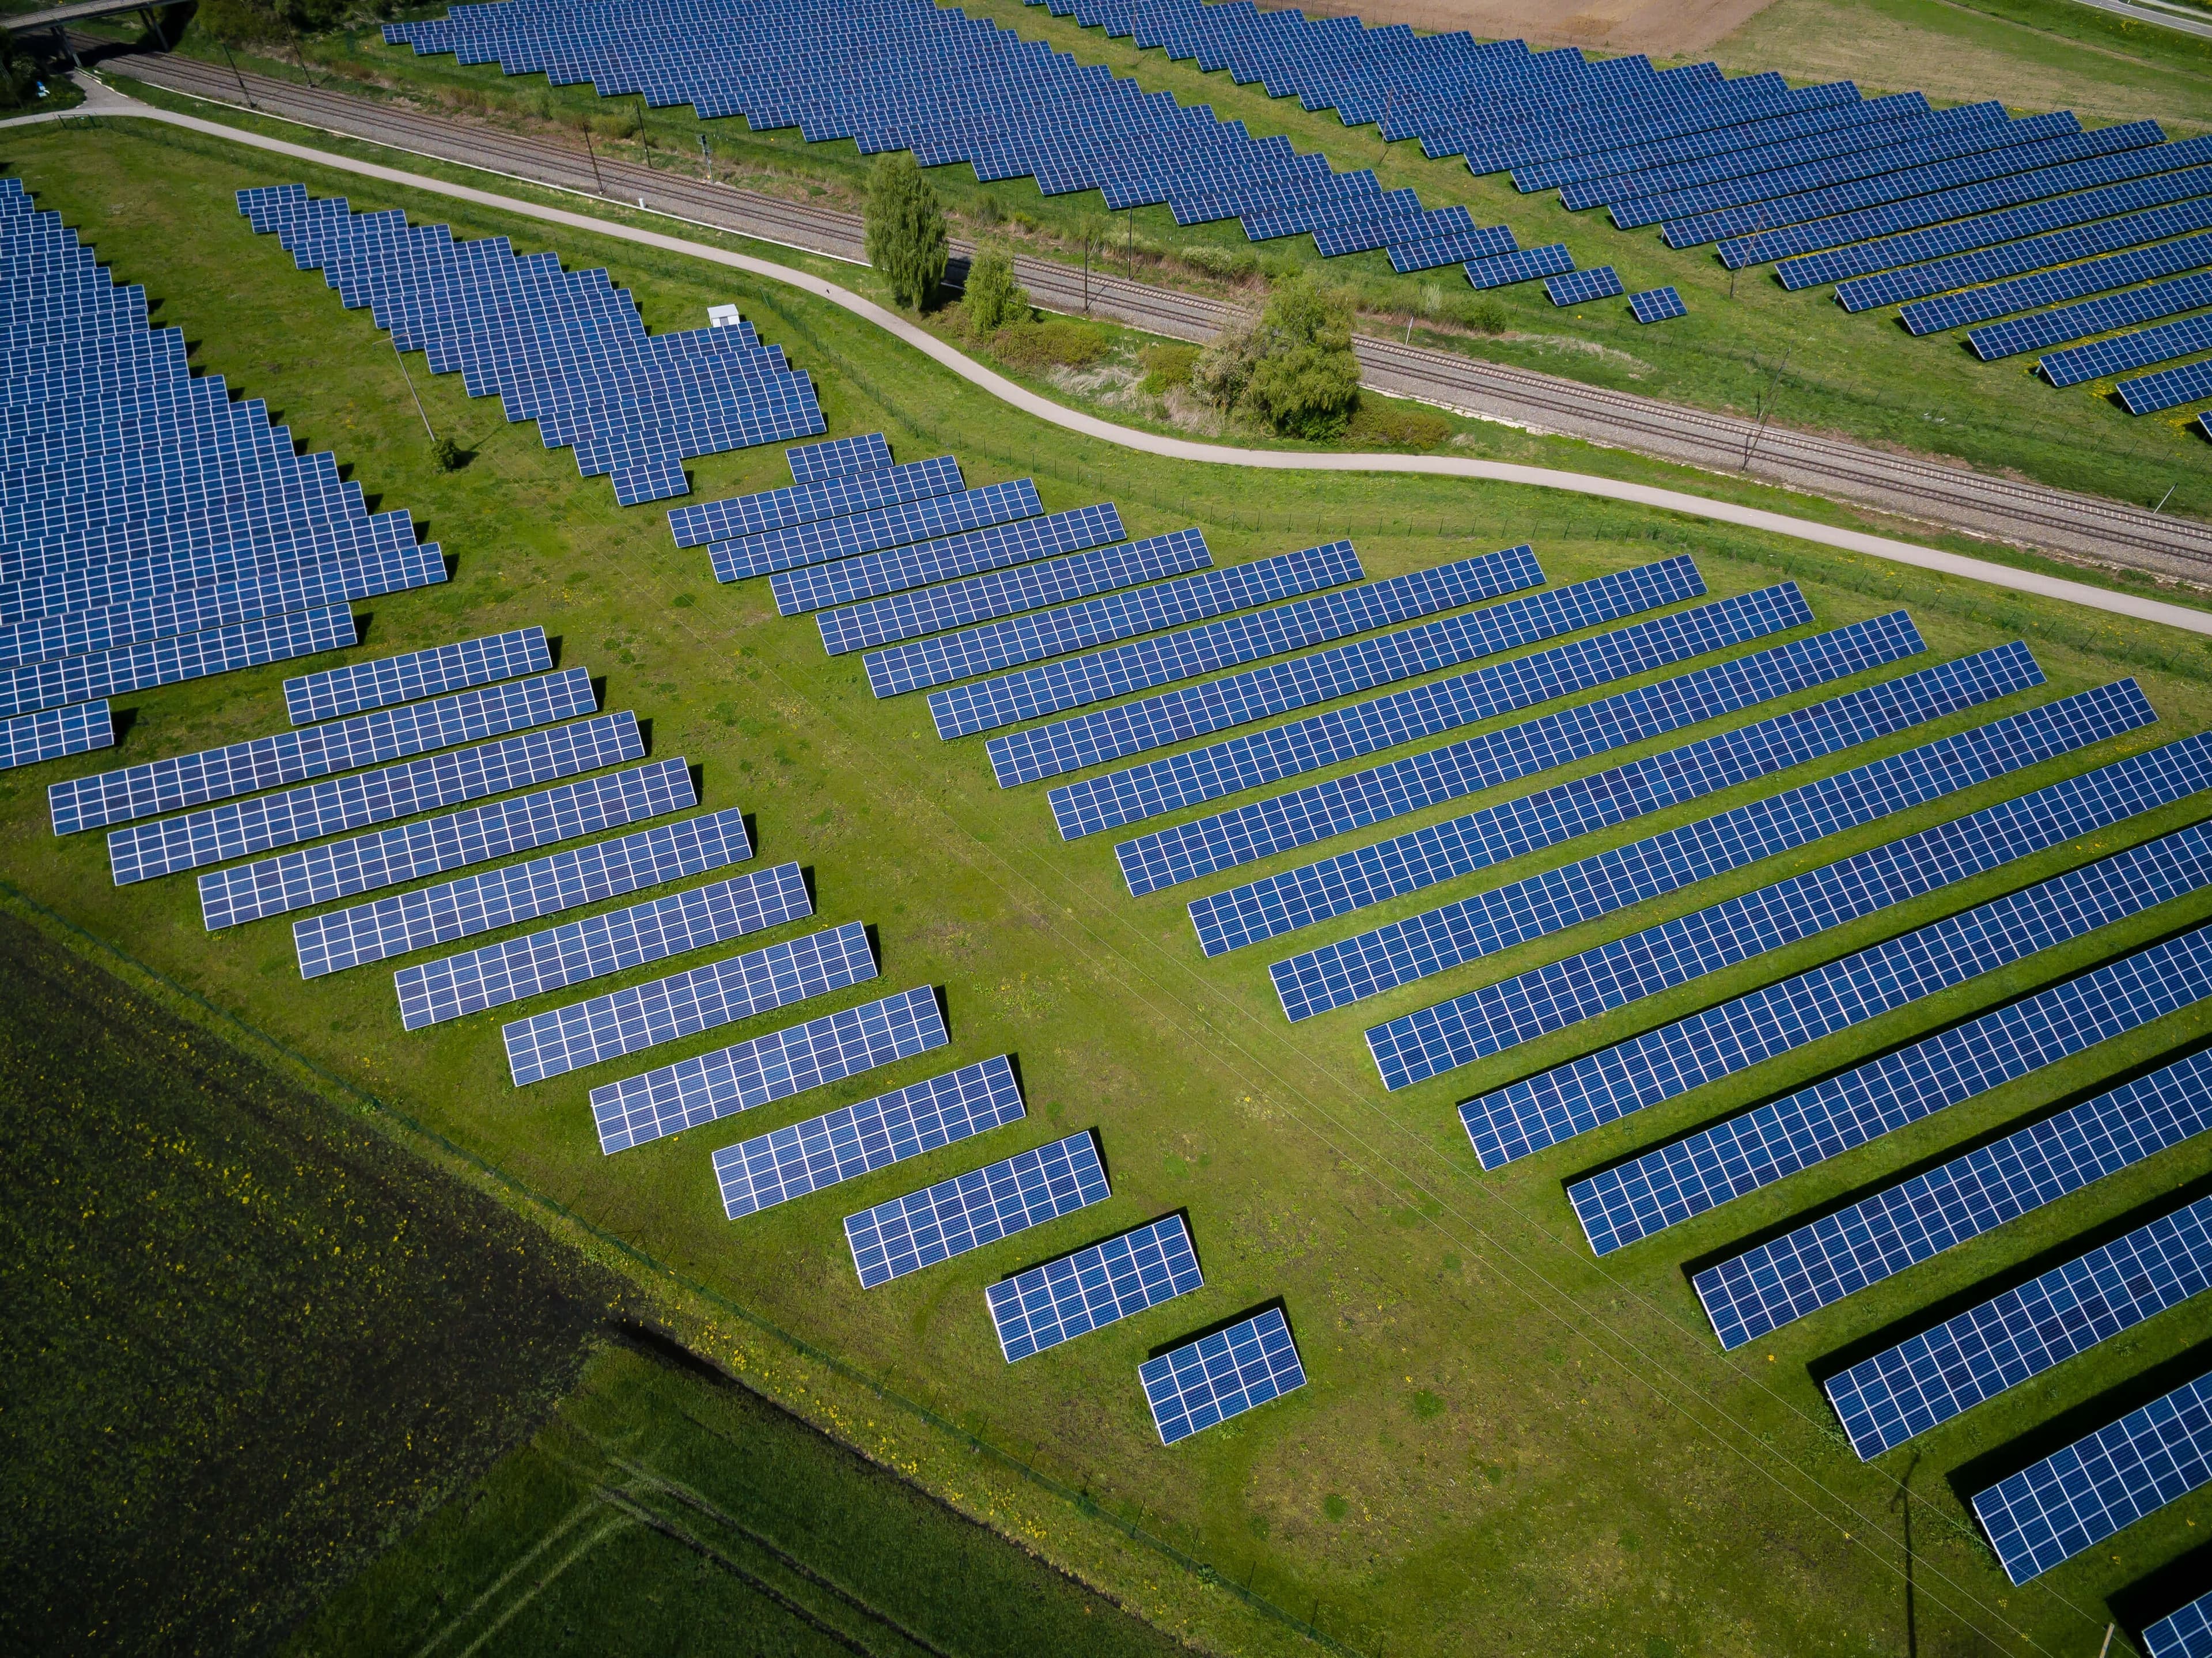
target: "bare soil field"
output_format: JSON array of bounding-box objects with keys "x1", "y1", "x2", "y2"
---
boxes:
[{"x1": 1256, "y1": 0, "x2": 1778, "y2": 55}]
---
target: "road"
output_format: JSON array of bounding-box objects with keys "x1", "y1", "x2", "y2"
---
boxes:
[
  {"x1": 58, "y1": 39, "x2": 2212, "y2": 589},
  {"x1": 2065, "y1": 0, "x2": 2212, "y2": 41}
]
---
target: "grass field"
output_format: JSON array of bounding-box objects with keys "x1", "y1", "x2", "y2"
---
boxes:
[
  {"x1": 9, "y1": 115, "x2": 2212, "y2": 1656},
  {"x1": 96, "y1": 0, "x2": 2212, "y2": 534}
]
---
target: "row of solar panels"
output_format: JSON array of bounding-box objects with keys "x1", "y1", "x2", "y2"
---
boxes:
[
  {"x1": 0, "y1": 181, "x2": 453, "y2": 775},
  {"x1": 234, "y1": 186, "x2": 824, "y2": 506},
  {"x1": 676, "y1": 427, "x2": 2212, "y2": 1593}
]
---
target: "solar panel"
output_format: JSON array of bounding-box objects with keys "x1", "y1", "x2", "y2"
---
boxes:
[
  {"x1": 1140, "y1": 1308, "x2": 1306, "y2": 1445},
  {"x1": 398, "y1": 862, "x2": 810, "y2": 1028},
  {"x1": 295, "y1": 795, "x2": 737, "y2": 975},
  {"x1": 1207, "y1": 612, "x2": 1938, "y2": 963},
  {"x1": 1696, "y1": 1044, "x2": 2212, "y2": 1356},
  {"x1": 769, "y1": 503, "x2": 1127, "y2": 615},
  {"x1": 709, "y1": 478, "x2": 1043, "y2": 584},
  {"x1": 942, "y1": 541, "x2": 1533, "y2": 741},
  {"x1": 1125, "y1": 600, "x2": 1917, "y2": 896},
  {"x1": 1543, "y1": 265, "x2": 1623, "y2": 305},
  {"x1": 785, "y1": 431, "x2": 893, "y2": 484},
  {"x1": 844, "y1": 1130, "x2": 1110, "y2": 1288},
  {"x1": 1472, "y1": 805, "x2": 2212, "y2": 1188},
  {"x1": 592, "y1": 984, "x2": 948, "y2": 1154},
  {"x1": 2044, "y1": 314, "x2": 2212, "y2": 389},
  {"x1": 1464, "y1": 244, "x2": 1573, "y2": 288},
  {"x1": 1972, "y1": 1369, "x2": 2212, "y2": 1584},
  {"x1": 503, "y1": 916, "x2": 869, "y2": 1085},
  {"x1": 1824, "y1": 1194, "x2": 2212, "y2": 1458},
  {"x1": 1567, "y1": 910, "x2": 2212, "y2": 1256},
  {"x1": 987, "y1": 1214, "x2": 1204, "y2": 1361},
  {"x1": 1628, "y1": 286, "x2": 1687, "y2": 323},
  {"x1": 830, "y1": 528, "x2": 1215, "y2": 663},
  {"x1": 990, "y1": 553, "x2": 1706, "y2": 789},
  {"x1": 2145, "y1": 1591, "x2": 2212, "y2": 1658},
  {"x1": 2118, "y1": 354, "x2": 2212, "y2": 416},
  {"x1": 0, "y1": 699, "x2": 111, "y2": 773},
  {"x1": 1843, "y1": 202, "x2": 2212, "y2": 316},
  {"x1": 714, "y1": 1053, "x2": 1024, "y2": 1217},
  {"x1": 667, "y1": 452, "x2": 963, "y2": 547},
  {"x1": 108, "y1": 710, "x2": 643, "y2": 887},
  {"x1": 1379, "y1": 688, "x2": 2181, "y2": 1096},
  {"x1": 0, "y1": 603, "x2": 354, "y2": 720},
  {"x1": 1057, "y1": 570, "x2": 1787, "y2": 843},
  {"x1": 52, "y1": 665, "x2": 597, "y2": 836},
  {"x1": 283, "y1": 627, "x2": 551, "y2": 724}
]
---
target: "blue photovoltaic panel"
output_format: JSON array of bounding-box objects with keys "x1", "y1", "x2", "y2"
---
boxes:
[
  {"x1": 1061, "y1": 571, "x2": 1785, "y2": 845},
  {"x1": 1566, "y1": 911, "x2": 2212, "y2": 1256},
  {"x1": 2145, "y1": 1591, "x2": 2212, "y2": 1658},
  {"x1": 1823, "y1": 1195, "x2": 2212, "y2": 1456},
  {"x1": 714, "y1": 1054, "x2": 1024, "y2": 1218},
  {"x1": 828, "y1": 528, "x2": 1215, "y2": 661},
  {"x1": 1698, "y1": 1045, "x2": 2212, "y2": 1356},
  {"x1": 2118, "y1": 355, "x2": 2212, "y2": 416},
  {"x1": 667, "y1": 452, "x2": 963, "y2": 547},
  {"x1": 1842, "y1": 203, "x2": 2212, "y2": 316},
  {"x1": 51, "y1": 666, "x2": 598, "y2": 836},
  {"x1": 503, "y1": 917, "x2": 870, "y2": 1085},
  {"x1": 1141, "y1": 1308, "x2": 1306, "y2": 1445},
  {"x1": 770, "y1": 503, "x2": 1126, "y2": 615},
  {"x1": 786, "y1": 431, "x2": 893, "y2": 484},
  {"x1": 592, "y1": 985, "x2": 948, "y2": 1155},
  {"x1": 1208, "y1": 612, "x2": 1936, "y2": 961},
  {"x1": 1901, "y1": 228, "x2": 2212, "y2": 338},
  {"x1": 1282, "y1": 645, "x2": 2082, "y2": 1020},
  {"x1": 109, "y1": 711, "x2": 643, "y2": 886},
  {"x1": 217, "y1": 756, "x2": 691, "y2": 936},
  {"x1": 1630, "y1": 286, "x2": 1687, "y2": 323},
  {"x1": 0, "y1": 603, "x2": 354, "y2": 721},
  {"x1": 941, "y1": 542, "x2": 1531, "y2": 742},
  {"x1": 398, "y1": 861, "x2": 810, "y2": 1027},
  {"x1": 1465, "y1": 244, "x2": 1573, "y2": 288},
  {"x1": 860, "y1": 536, "x2": 1343, "y2": 695},
  {"x1": 1544, "y1": 265, "x2": 1623, "y2": 305},
  {"x1": 1972, "y1": 1370, "x2": 2212, "y2": 1584},
  {"x1": 284, "y1": 627, "x2": 551, "y2": 725},
  {"x1": 987, "y1": 1214, "x2": 1205, "y2": 1361},
  {"x1": 296, "y1": 796, "x2": 738, "y2": 975},
  {"x1": 1124, "y1": 591, "x2": 1862, "y2": 895},
  {"x1": 2044, "y1": 314, "x2": 2212, "y2": 388},
  {"x1": 710, "y1": 478, "x2": 1043, "y2": 585},
  {"x1": 1471, "y1": 806, "x2": 2212, "y2": 1185},
  {"x1": 990, "y1": 554, "x2": 1705, "y2": 789},
  {"x1": 1381, "y1": 686, "x2": 2179, "y2": 1096},
  {"x1": 1973, "y1": 271, "x2": 2212, "y2": 362},
  {"x1": 844, "y1": 1130, "x2": 1110, "y2": 1289},
  {"x1": 0, "y1": 699, "x2": 111, "y2": 773}
]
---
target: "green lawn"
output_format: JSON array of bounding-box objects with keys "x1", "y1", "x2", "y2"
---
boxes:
[{"x1": 8, "y1": 118, "x2": 2212, "y2": 1656}]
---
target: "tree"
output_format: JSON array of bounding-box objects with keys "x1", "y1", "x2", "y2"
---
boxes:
[
  {"x1": 1242, "y1": 275, "x2": 1361, "y2": 440},
  {"x1": 864, "y1": 154, "x2": 949, "y2": 311},
  {"x1": 961, "y1": 245, "x2": 1028, "y2": 339}
]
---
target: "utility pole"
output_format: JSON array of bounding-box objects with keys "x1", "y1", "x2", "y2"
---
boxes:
[
  {"x1": 582, "y1": 124, "x2": 604, "y2": 194},
  {"x1": 635, "y1": 93, "x2": 650, "y2": 166},
  {"x1": 391, "y1": 338, "x2": 435, "y2": 441},
  {"x1": 2153, "y1": 483, "x2": 2176, "y2": 514},
  {"x1": 1743, "y1": 350, "x2": 1790, "y2": 471},
  {"x1": 218, "y1": 41, "x2": 255, "y2": 110},
  {"x1": 1126, "y1": 206, "x2": 1133, "y2": 278},
  {"x1": 698, "y1": 132, "x2": 711, "y2": 182}
]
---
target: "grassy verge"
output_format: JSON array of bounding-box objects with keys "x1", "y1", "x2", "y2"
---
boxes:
[{"x1": 6, "y1": 118, "x2": 2211, "y2": 1656}]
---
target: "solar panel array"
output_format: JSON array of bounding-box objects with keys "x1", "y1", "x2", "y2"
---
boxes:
[
  {"x1": 844, "y1": 1130, "x2": 1109, "y2": 1289},
  {"x1": 942, "y1": 541, "x2": 1537, "y2": 743},
  {"x1": 1058, "y1": 570, "x2": 1797, "y2": 844},
  {"x1": 1122, "y1": 584, "x2": 1843, "y2": 895},
  {"x1": 786, "y1": 431, "x2": 891, "y2": 483},
  {"x1": 1543, "y1": 265, "x2": 1623, "y2": 306},
  {"x1": 770, "y1": 503, "x2": 1126, "y2": 615},
  {"x1": 1472, "y1": 813, "x2": 2212, "y2": 1198},
  {"x1": 1377, "y1": 683, "x2": 2172, "y2": 1096},
  {"x1": 1971, "y1": 271, "x2": 2212, "y2": 363},
  {"x1": 504, "y1": 914, "x2": 865, "y2": 1085},
  {"x1": 0, "y1": 188, "x2": 449, "y2": 758},
  {"x1": 1629, "y1": 286, "x2": 1687, "y2": 323},
  {"x1": 592, "y1": 985, "x2": 948, "y2": 1154},
  {"x1": 666, "y1": 452, "x2": 963, "y2": 548},
  {"x1": 1270, "y1": 637, "x2": 2061, "y2": 1019},
  {"x1": 399, "y1": 861, "x2": 809, "y2": 1028},
  {"x1": 713, "y1": 1054, "x2": 1024, "y2": 1217},
  {"x1": 988, "y1": 552, "x2": 1703, "y2": 789},
  {"x1": 1213, "y1": 611, "x2": 1936, "y2": 966},
  {"x1": 1972, "y1": 1369, "x2": 2212, "y2": 1584},
  {"x1": 1825, "y1": 1195, "x2": 2212, "y2": 1460},
  {"x1": 1697, "y1": 1044, "x2": 2212, "y2": 1357},
  {"x1": 296, "y1": 794, "x2": 739, "y2": 976},
  {"x1": 2118, "y1": 355, "x2": 2212, "y2": 418},
  {"x1": 209, "y1": 752, "x2": 688, "y2": 933},
  {"x1": 238, "y1": 185, "x2": 823, "y2": 505},
  {"x1": 2145, "y1": 1591, "x2": 2212, "y2": 1658},
  {"x1": 1139, "y1": 1307, "x2": 1306, "y2": 1445},
  {"x1": 1463, "y1": 244, "x2": 1573, "y2": 289},
  {"x1": 282, "y1": 626, "x2": 550, "y2": 725},
  {"x1": 1568, "y1": 910, "x2": 2212, "y2": 1257},
  {"x1": 987, "y1": 1214, "x2": 1204, "y2": 1361},
  {"x1": 2042, "y1": 313, "x2": 2212, "y2": 391},
  {"x1": 714, "y1": 478, "x2": 1043, "y2": 585},
  {"x1": 1841, "y1": 200, "x2": 2212, "y2": 316}
]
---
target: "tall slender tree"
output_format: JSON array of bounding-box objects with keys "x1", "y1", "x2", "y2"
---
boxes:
[{"x1": 864, "y1": 154, "x2": 949, "y2": 311}]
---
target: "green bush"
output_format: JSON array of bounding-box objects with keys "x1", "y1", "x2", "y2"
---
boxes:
[
  {"x1": 992, "y1": 319, "x2": 1108, "y2": 370},
  {"x1": 1139, "y1": 342, "x2": 1199, "y2": 394},
  {"x1": 864, "y1": 153, "x2": 949, "y2": 311},
  {"x1": 1241, "y1": 276, "x2": 1363, "y2": 440},
  {"x1": 1466, "y1": 296, "x2": 1509, "y2": 336},
  {"x1": 961, "y1": 247, "x2": 1028, "y2": 340},
  {"x1": 1179, "y1": 244, "x2": 1260, "y2": 281},
  {"x1": 1344, "y1": 400, "x2": 1451, "y2": 451}
]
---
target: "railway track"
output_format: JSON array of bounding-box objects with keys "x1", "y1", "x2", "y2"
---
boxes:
[{"x1": 77, "y1": 40, "x2": 2212, "y2": 584}]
